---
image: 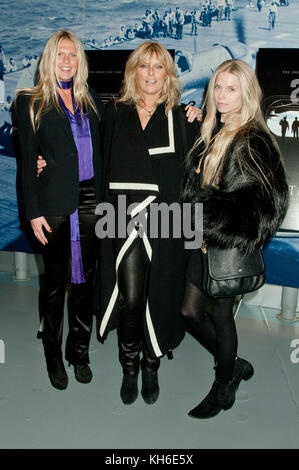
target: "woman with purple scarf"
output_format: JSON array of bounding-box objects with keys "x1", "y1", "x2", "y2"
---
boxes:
[{"x1": 15, "y1": 31, "x2": 103, "y2": 390}]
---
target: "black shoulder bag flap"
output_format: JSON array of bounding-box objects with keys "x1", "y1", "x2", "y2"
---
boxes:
[{"x1": 201, "y1": 246, "x2": 266, "y2": 298}]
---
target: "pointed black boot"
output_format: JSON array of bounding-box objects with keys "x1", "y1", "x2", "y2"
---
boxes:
[
  {"x1": 120, "y1": 373, "x2": 139, "y2": 405},
  {"x1": 233, "y1": 357, "x2": 254, "y2": 391},
  {"x1": 188, "y1": 380, "x2": 236, "y2": 419},
  {"x1": 141, "y1": 371, "x2": 160, "y2": 405}
]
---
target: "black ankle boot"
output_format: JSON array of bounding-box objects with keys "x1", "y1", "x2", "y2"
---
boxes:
[
  {"x1": 233, "y1": 357, "x2": 254, "y2": 391},
  {"x1": 120, "y1": 373, "x2": 139, "y2": 405},
  {"x1": 48, "y1": 358, "x2": 68, "y2": 390},
  {"x1": 188, "y1": 380, "x2": 236, "y2": 419},
  {"x1": 141, "y1": 371, "x2": 160, "y2": 405},
  {"x1": 74, "y1": 364, "x2": 93, "y2": 384}
]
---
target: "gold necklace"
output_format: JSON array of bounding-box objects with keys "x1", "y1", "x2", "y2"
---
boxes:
[
  {"x1": 137, "y1": 102, "x2": 156, "y2": 116},
  {"x1": 195, "y1": 156, "x2": 204, "y2": 174}
]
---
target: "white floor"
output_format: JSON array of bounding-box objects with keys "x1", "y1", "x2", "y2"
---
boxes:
[{"x1": 0, "y1": 272, "x2": 299, "y2": 450}]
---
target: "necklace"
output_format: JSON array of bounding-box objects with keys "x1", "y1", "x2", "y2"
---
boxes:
[
  {"x1": 195, "y1": 156, "x2": 204, "y2": 174},
  {"x1": 137, "y1": 102, "x2": 156, "y2": 116}
]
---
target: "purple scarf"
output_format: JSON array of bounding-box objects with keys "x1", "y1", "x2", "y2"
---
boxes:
[{"x1": 57, "y1": 79, "x2": 94, "y2": 283}]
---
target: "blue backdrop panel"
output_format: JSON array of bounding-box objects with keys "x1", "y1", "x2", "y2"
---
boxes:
[
  {"x1": 1, "y1": 0, "x2": 299, "y2": 253},
  {"x1": 263, "y1": 237, "x2": 299, "y2": 289}
]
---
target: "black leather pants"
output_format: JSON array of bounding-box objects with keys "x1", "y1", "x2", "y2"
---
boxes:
[
  {"x1": 117, "y1": 241, "x2": 160, "y2": 375},
  {"x1": 39, "y1": 181, "x2": 98, "y2": 370}
]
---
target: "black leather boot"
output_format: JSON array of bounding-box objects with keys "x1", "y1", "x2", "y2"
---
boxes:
[
  {"x1": 141, "y1": 371, "x2": 160, "y2": 405},
  {"x1": 233, "y1": 357, "x2": 254, "y2": 391},
  {"x1": 74, "y1": 364, "x2": 93, "y2": 384},
  {"x1": 48, "y1": 357, "x2": 68, "y2": 390},
  {"x1": 188, "y1": 379, "x2": 236, "y2": 419},
  {"x1": 120, "y1": 373, "x2": 139, "y2": 405}
]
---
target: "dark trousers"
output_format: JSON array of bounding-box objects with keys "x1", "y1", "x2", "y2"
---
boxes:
[
  {"x1": 39, "y1": 189, "x2": 98, "y2": 371},
  {"x1": 117, "y1": 241, "x2": 160, "y2": 375},
  {"x1": 181, "y1": 282, "x2": 237, "y2": 383}
]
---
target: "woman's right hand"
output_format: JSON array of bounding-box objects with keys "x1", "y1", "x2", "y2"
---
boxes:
[
  {"x1": 37, "y1": 155, "x2": 47, "y2": 176},
  {"x1": 30, "y1": 216, "x2": 52, "y2": 245}
]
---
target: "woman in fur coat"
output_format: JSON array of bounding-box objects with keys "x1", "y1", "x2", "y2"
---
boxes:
[{"x1": 181, "y1": 59, "x2": 289, "y2": 419}]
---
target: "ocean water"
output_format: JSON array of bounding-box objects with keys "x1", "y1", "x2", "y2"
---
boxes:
[
  {"x1": 1, "y1": 0, "x2": 245, "y2": 100},
  {"x1": 0, "y1": 0, "x2": 151, "y2": 63},
  {"x1": 0, "y1": 0, "x2": 249, "y2": 71}
]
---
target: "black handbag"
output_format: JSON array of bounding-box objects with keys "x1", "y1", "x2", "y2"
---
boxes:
[{"x1": 200, "y1": 243, "x2": 265, "y2": 298}]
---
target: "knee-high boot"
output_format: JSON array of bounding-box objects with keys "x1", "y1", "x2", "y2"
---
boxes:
[
  {"x1": 118, "y1": 336, "x2": 143, "y2": 405},
  {"x1": 118, "y1": 292, "x2": 144, "y2": 404},
  {"x1": 117, "y1": 240, "x2": 149, "y2": 404},
  {"x1": 141, "y1": 343, "x2": 160, "y2": 405},
  {"x1": 66, "y1": 280, "x2": 94, "y2": 383}
]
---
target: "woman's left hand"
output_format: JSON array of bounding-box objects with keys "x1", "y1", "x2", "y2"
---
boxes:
[
  {"x1": 37, "y1": 155, "x2": 47, "y2": 176},
  {"x1": 185, "y1": 104, "x2": 202, "y2": 123}
]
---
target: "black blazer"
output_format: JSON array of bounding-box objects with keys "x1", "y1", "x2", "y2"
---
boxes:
[{"x1": 15, "y1": 88, "x2": 103, "y2": 221}]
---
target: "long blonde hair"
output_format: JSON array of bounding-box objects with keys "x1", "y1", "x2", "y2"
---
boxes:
[
  {"x1": 192, "y1": 59, "x2": 272, "y2": 187},
  {"x1": 117, "y1": 41, "x2": 182, "y2": 113},
  {"x1": 16, "y1": 30, "x2": 97, "y2": 131}
]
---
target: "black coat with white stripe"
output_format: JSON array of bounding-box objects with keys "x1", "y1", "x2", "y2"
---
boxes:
[{"x1": 95, "y1": 102, "x2": 199, "y2": 358}]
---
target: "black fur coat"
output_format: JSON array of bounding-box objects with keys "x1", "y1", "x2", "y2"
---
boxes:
[{"x1": 181, "y1": 123, "x2": 289, "y2": 253}]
